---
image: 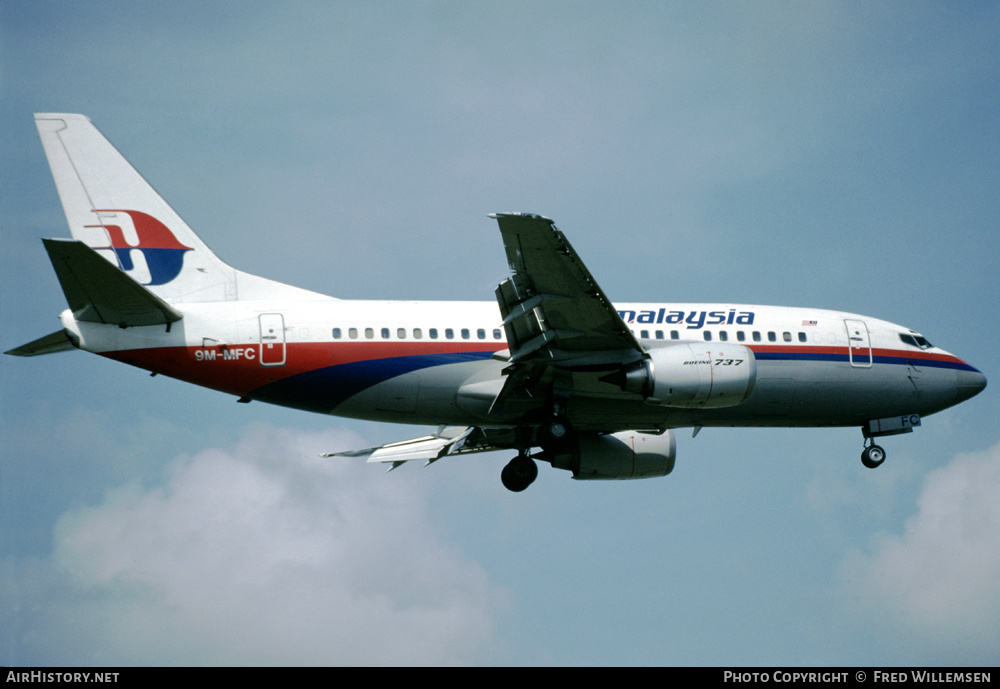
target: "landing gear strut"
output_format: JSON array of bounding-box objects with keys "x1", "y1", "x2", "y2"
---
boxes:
[
  {"x1": 501, "y1": 452, "x2": 538, "y2": 492},
  {"x1": 861, "y1": 441, "x2": 886, "y2": 469},
  {"x1": 538, "y1": 415, "x2": 572, "y2": 452}
]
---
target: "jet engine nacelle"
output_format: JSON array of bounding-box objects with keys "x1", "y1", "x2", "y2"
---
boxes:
[
  {"x1": 620, "y1": 342, "x2": 757, "y2": 408},
  {"x1": 546, "y1": 430, "x2": 676, "y2": 480}
]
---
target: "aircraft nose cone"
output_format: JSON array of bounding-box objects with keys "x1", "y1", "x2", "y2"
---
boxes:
[{"x1": 956, "y1": 367, "x2": 987, "y2": 404}]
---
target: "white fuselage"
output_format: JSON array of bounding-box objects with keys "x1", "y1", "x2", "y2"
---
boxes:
[{"x1": 61, "y1": 298, "x2": 985, "y2": 433}]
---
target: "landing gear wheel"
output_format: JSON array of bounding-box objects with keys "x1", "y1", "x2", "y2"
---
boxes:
[
  {"x1": 861, "y1": 444, "x2": 886, "y2": 469},
  {"x1": 501, "y1": 455, "x2": 538, "y2": 492}
]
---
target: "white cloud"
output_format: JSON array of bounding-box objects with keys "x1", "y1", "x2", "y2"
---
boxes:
[
  {"x1": 2, "y1": 424, "x2": 501, "y2": 666},
  {"x1": 839, "y1": 442, "x2": 1000, "y2": 663}
]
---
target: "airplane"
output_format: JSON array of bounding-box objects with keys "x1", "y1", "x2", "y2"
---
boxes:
[{"x1": 7, "y1": 113, "x2": 987, "y2": 492}]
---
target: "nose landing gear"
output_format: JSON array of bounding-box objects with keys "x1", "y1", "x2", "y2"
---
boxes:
[
  {"x1": 861, "y1": 441, "x2": 886, "y2": 469},
  {"x1": 860, "y1": 414, "x2": 922, "y2": 469}
]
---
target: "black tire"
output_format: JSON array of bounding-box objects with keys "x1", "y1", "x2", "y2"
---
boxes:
[{"x1": 501, "y1": 455, "x2": 538, "y2": 492}]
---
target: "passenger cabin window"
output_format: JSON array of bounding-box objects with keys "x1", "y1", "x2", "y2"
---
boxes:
[
  {"x1": 365, "y1": 328, "x2": 374, "y2": 339},
  {"x1": 737, "y1": 331, "x2": 746, "y2": 342},
  {"x1": 783, "y1": 332, "x2": 792, "y2": 342},
  {"x1": 430, "y1": 328, "x2": 439, "y2": 339},
  {"x1": 414, "y1": 328, "x2": 422, "y2": 339},
  {"x1": 461, "y1": 328, "x2": 470, "y2": 340},
  {"x1": 640, "y1": 330, "x2": 650, "y2": 339},
  {"x1": 719, "y1": 331, "x2": 728, "y2": 342},
  {"x1": 349, "y1": 328, "x2": 358, "y2": 340},
  {"x1": 397, "y1": 328, "x2": 406, "y2": 339},
  {"x1": 332, "y1": 328, "x2": 342, "y2": 339},
  {"x1": 477, "y1": 328, "x2": 486, "y2": 340},
  {"x1": 703, "y1": 331, "x2": 712, "y2": 341},
  {"x1": 753, "y1": 332, "x2": 762, "y2": 342},
  {"x1": 768, "y1": 332, "x2": 776, "y2": 342},
  {"x1": 446, "y1": 328, "x2": 454, "y2": 339},
  {"x1": 798, "y1": 332, "x2": 807, "y2": 343},
  {"x1": 493, "y1": 329, "x2": 502, "y2": 340}
]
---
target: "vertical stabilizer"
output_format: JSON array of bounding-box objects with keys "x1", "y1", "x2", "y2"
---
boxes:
[{"x1": 35, "y1": 113, "x2": 237, "y2": 302}]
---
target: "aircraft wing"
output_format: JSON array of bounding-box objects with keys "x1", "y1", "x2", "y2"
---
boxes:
[
  {"x1": 491, "y1": 213, "x2": 644, "y2": 368},
  {"x1": 489, "y1": 213, "x2": 646, "y2": 417},
  {"x1": 321, "y1": 426, "x2": 514, "y2": 471}
]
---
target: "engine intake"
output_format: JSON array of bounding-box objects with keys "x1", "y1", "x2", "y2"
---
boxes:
[{"x1": 617, "y1": 342, "x2": 757, "y2": 408}]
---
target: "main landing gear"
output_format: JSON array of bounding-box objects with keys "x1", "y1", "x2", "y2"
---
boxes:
[
  {"x1": 501, "y1": 410, "x2": 570, "y2": 492},
  {"x1": 501, "y1": 452, "x2": 538, "y2": 492},
  {"x1": 861, "y1": 440, "x2": 886, "y2": 469}
]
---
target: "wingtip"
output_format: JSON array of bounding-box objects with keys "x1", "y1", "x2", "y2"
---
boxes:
[
  {"x1": 34, "y1": 112, "x2": 91, "y2": 122},
  {"x1": 488, "y1": 212, "x2": 553, "y2": 222}
]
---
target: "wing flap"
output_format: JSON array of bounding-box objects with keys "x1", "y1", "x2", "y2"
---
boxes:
[
  {"x1": 322, "y1": 426, "x2": 476, "y2": 470},
  {"x1": 322, "y1": 426, "x2": 518, "y2": 472}
]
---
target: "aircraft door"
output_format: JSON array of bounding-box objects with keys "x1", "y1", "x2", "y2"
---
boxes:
[
  {"x1": 259, "y1": 313, "x2": 286, "y2": 366},
  {"x1": 844, "y1": 319, "x2": 872, "y2": 368}
]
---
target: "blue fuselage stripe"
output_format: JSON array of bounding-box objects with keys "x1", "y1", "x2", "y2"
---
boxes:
[
  {"x1": 249, "y1": 347, "x2": 976, "y2": 415},
  {"x1": 249, "y1": 351, "x2": 494, "y2": 412},
  {"x1": 753, "y1": 350, "x2": 978, "y2": 372}
]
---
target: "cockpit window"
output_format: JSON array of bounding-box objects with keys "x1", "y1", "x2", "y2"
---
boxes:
[{"x1": 900, "y1": 333, "x2": 933, "y2": 349}]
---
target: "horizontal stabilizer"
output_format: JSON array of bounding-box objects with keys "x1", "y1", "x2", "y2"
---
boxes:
[
  {"x1": 5, "y1": 329, "x2": 77, "y2": 357},
  {"x1": 43, "y1": 238, "x2": 183, "y2": 327}
]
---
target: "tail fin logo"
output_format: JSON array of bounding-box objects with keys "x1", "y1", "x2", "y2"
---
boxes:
[{"x1": 86, "y1": 210, "x2": 193, "y2": 285}]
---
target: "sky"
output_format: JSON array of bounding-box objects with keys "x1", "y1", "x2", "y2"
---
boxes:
[{"x1": 1, "y1": 1, "x2": 998, "y2": 667}]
